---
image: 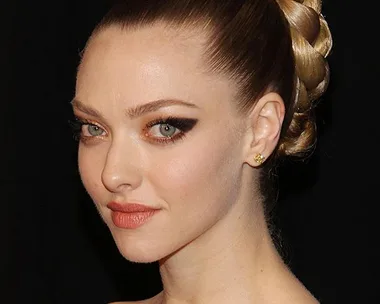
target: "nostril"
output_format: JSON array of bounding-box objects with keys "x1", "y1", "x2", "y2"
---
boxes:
[
  {"x1": 101, "y1": 161, "x2": 142, "y2": 193},
  {"x1": 100, "y1": 139, "x2": 143, "y2": 193}
]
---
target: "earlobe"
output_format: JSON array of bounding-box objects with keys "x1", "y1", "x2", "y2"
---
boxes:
[
  {"x1": 244, "y1": 92, "x2": 285, "y2": 167},
  {"x1": 253, "y1": 153, "x2": 266, "y2": 166}
]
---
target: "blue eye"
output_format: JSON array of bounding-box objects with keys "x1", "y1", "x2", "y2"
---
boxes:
[
  {"x1": 86, "y1": 124, "x2": 105, "y2": 136},
  {"x1": 68, "y1": 118, "x2": 106, "y2": 143},
  {"x1": 145, "y1": 117, "x2": 198, "y2": 144},
  {"x1": 69, "y1": 116, "x2": 198, "y2": 145},
  {"x1": 159, "y1": 124, "x2": 177, "y2": 137}
]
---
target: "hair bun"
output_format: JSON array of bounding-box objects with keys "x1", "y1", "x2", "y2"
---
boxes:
[{"x1": 276, "y1": 0, "x2": 332, "y2": 157}]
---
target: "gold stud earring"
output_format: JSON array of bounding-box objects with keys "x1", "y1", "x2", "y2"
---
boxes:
[{"x1": 254, "y1": 153, "x2": 266, "y2": 165}]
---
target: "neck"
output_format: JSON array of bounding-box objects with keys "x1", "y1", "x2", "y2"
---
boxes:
[{"x1": 158, "y1": 193, "x2": 287, "y2": 304}]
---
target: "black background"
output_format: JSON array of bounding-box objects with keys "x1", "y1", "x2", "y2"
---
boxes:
[{"x1": 2, "y1": 1, "x2": 379, "y2": 303}]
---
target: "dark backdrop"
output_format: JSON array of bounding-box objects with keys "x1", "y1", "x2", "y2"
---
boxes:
[{"x1": 2, "y1": 1, "x2": 379, "y2": 303}]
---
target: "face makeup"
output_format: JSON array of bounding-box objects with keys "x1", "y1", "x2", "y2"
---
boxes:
[{"x1": 107, "y1": 202, "x2": 160, "y2": 229}]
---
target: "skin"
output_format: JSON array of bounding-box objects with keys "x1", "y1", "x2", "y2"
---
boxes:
[{"x1": 73, "y1": 23, "x2": 318, "y2": 304}]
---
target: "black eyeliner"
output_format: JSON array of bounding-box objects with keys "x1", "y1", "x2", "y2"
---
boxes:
[
  {"x1": 147, "y1": 117, "x2": 198, "y2": 132},
  {"x1": 68, "y1": 118, "x2": 84, "y2": 141},
  {"x1": 68, "y1": 117, "x2": 98, "y2": 141}
]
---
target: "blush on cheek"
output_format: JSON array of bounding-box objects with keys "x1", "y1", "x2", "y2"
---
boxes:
[
  {"x1": 149, "y1": 134, "x2": 241, "y2": 207},
  {"x1": 142, "y1": 137, "x2": 243, "y2": 254}
]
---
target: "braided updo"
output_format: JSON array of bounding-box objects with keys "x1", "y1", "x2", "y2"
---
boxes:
[
  {"x1": 92, "y1": 0, "x2": 332, "y2": 159},
  {"x1": 276, "y1": 0, "x2": 332, "y2": 156}
]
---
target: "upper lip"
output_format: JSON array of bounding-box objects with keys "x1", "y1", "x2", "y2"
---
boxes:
[{"x1": 107, "y1": 202, "x2": 159, "y2": 213}]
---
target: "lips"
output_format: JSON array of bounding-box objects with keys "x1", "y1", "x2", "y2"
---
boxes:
[
  {"x1": 107, "y1": 202, "x2": 159, "y2": 212},
  {"x1": 107, "y1": 202, "x2": 159, "y2": 229}
]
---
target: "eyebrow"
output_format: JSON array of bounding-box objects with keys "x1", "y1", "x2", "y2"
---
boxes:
[
  {"x1": 70, "y1": 98, "x2": 198, "y2": 119},
  {"x1": 71, "y1": 98, "x2": 104, "y2": 119}
]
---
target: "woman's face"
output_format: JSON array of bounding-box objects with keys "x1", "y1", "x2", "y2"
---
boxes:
[{"x1": 74, "y1": 24, "x2": 250, "y2": 263}]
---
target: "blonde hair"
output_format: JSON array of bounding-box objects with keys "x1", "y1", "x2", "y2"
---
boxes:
[
  {"x1": 92, "y1": 0, "x2": 332, "y2": 159},
  {"x1": 276, "y1": 0, "x2": 332, "y2": 156}
]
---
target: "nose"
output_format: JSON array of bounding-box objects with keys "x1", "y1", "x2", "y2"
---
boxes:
[{"x1": 101, "y1": 139, "x2": 142, "y2": 193}]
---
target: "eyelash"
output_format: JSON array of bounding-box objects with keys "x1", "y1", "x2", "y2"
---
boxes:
[
  {"x1": 68, "y1": 118, "x2": 104, "y2": 144},
  {"x1": 68, "y1": 116, "x2": 198, "y2": 145},
  {"x1": 144, "y1": 116, "x2": 197, "y2": 144}
]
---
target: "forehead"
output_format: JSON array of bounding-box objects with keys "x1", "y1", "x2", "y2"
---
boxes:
[
  {"x1": 76, "y1": 23, "x2": 237, "y2": 114},
  {"x1": 86, "y1": 23, "x2": 207, "y2": 64},
  {"x1": 78, "y1": 24, "x2": 206, "y2": 84}
]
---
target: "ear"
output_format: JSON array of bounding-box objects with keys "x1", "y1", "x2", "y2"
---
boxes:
[{"x1": 244, "y1": 92, "x2": 285, "y2": 167}]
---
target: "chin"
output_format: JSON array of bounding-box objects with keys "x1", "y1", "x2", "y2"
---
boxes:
[{"x1": 108, "y1": 227, "x2": 169, "y2": 263}]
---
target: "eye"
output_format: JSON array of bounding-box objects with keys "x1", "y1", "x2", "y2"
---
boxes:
[
  {"x1": 68, "y1": 118, "x2": 106, "y2": 143},
  {"x1": 84, "y1": 124, "x2": 105, "y2": 137},
  {"x1": 144, "y1": 117, "x2": 198, "y2": 144},
  {"x1": 151, "y1": 123, "x2": 180, "y2": 138}
]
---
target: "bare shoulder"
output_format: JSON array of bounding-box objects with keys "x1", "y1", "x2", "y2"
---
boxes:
[
  {"x1": 109, "y1": 301, "x2": 144, "y2": 304},
  {"x1": 109, "y1": 300, "x2": 154, "y2": 304},
  {"x1": 109, "y1": 302, "x2": 147, "y2": 304},
  {"x1": 276, "y1": 274, "x2": 320, "y2": 304},
  {"x1": 109, "y1": 292, "x2": 163, "y2": 304}
]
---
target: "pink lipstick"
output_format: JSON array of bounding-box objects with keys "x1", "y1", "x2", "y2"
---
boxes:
[{"x1": 107, "y1": 202, "x2": 159, "y2": 229}]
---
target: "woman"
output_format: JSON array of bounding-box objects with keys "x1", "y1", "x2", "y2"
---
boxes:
[{"x1": 70, "y1": 0, "x2": 332, "y2": 303}]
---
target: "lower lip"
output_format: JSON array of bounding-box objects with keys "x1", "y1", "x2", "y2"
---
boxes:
[{"x1": 110, "y1": 210, "x2": 158, "y2": 229}]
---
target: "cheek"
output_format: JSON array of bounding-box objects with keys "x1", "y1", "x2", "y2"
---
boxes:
[
  {"x1": 146, "y1": 134, "x2": 242, "y2": 213},
  {"x1": 78, "y1": 145, "x2": 105, "y2": 200}
]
